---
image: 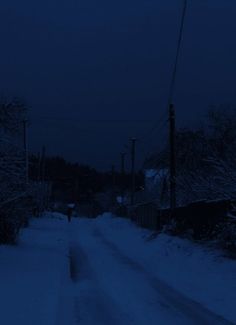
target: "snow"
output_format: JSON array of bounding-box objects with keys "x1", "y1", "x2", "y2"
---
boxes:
[
  {"x1": 0, "y1": 212, "x2": 69, "y2": 325},
  {"x1": 93, "y1": 213, "x2": 236, "y2": 324},
  {"x1": 145, "y1": 169, "x2": 158, "y2": 178},
  {"x1": 0, "y1": 211, "x2": 236, "y2": 324},
  {"x1": 68, "y1": 203, "x2": 75, "y2": 209}
]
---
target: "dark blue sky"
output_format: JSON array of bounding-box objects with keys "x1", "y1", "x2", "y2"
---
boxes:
[{"x1": 0, "y1": 0, "x2": 236, "y2": 170}]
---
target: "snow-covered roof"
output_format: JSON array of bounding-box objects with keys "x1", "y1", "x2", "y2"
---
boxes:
[
  {"x1": 145, "y1": 169, "x2": 158, "y2": 178},
  {"x1": 145, "y1": 168, "x2": 168, "y2": 179}
]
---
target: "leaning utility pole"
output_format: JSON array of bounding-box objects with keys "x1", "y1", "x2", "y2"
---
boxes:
[
  {"x1": 120, "y1": 152, "x2": 126, "y2": 204},
  {"x1": 130, "y1": 138, "x2": 137, "y2": 206}
]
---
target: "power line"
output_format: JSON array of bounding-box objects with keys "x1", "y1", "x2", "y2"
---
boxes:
[
  {"x1": 30, "y1": 116, "x2": 159, "y2": 123},
  {"x1": 168, "y1": 0, "x2": 188, "y2": 107},
  {"x1": 135, "y1": 0, "x2": 188, "y2": 173},
  {"x1": 169, "y1": 0, "x2": 188, "y2": 211},
  {"x1": 139, "y1": 111, "x2": 168, "y2": 144},
  {"x1": 139, "y1": 120, "x2": 168, "y2": 169},
  {"x1": 133, "y1": 1, "x2": 188, "y2": 148},
  {"x1": 29, "y1": 1, "x2": 189, "y2": 177}
]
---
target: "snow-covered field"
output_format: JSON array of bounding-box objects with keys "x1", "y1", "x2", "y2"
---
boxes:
[{"x1": 0, "y1": 212, "x2": 236, "y2": 324}]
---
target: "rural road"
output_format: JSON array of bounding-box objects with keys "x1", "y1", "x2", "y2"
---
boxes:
[{"x1": 57, "y1": 220, "x2": 234, "y2": 325}]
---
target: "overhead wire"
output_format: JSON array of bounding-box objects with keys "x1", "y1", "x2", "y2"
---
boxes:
[
  {"x1": 168, "y1": 0, "x2": 188, "y2": 107},
  {"x1": 29, "y1": 1, "x2": 189, "y2": 171},
  {"x1": 133, "y1": 0, "x2": 188, "y2": 148}
]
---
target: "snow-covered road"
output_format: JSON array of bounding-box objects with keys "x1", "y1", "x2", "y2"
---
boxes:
[
  {"x1": 1, "y1": 213, "x2": 234, "y2": 324},
  {"x1": 57, "y1": 218, "x2": 234, "y2": 325}
]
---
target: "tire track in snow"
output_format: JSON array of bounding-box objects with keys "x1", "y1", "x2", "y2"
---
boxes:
[
  {"x1": 69, "y1": 242, "x2": 134, "y2": 325},
  {"x1": 71, "y1": 224, "x2": 195, "y2": 324},
  {"x1": 93, "y1": 227, "x2": 234, "y2": 325}
]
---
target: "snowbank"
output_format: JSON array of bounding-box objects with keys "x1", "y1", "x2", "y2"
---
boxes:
[
  {"x1": 0, "y1": 212, "x2": 69, "y2": 325},
  {"x1": 94, "y1": 213, "x2": 236, "y2": 324}
]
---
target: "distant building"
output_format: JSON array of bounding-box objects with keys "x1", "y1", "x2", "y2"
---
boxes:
[
  {"x1": 142, "y1": 168, "x2": 169, "y2": 206},
  {"x1": 145, "y1": 168, "x2": 168, "y2": 192}
]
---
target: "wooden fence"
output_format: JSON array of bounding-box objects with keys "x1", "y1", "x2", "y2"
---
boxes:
[{"x1": 113, "y1": 199, "x2": 234, "y2": 240}]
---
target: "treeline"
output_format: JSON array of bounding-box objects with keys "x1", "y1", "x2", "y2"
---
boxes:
[
  {"x1": 29, "y1": 155, "x2": 144, "y2": 204},
  {"x1": 145, "y1": 106, "x2": 236, "y2": 207}
]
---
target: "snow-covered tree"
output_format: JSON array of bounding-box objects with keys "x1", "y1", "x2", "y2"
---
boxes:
[
  {"x1": 145, "y1": 106, "x2": 236, "y2": 206},
  {"x1": 0, "y1": 98, "x2": 30, "y2": 243},
  {"x1": 0, "y1": 98, "x2": 27, "y2": 201}
]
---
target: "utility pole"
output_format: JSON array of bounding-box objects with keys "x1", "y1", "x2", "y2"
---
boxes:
[
  {"x1": 111, "y1": 164, "x2": 116, "y2": 206},
  {"x1": 169, "y1": 104, "x2": 176, "y2": 212},
  {"x1": 167, "y1": 0, "x2": 188, "y2": 212},
  {"x1": 74, "y1": 179, "x2": 79, "y2": 203},
  {"x1": 40, "y1": 146, "x2": 46, "y2": 211},
  {"x1": 23, "y1": 120, "x2": 29, "y2": 184},
  {"x1": 40, "y1": 146, "x2": 46, "y2": 182},
  {"x1": 37, "y1": 152, "x2": 41, "y2": 182},
  {"x1": 120, "y1": 152, "x2": 126, "y2": 204},
  {"x1": 130, "y1": 138, "x2": 137, "y2": 206}
]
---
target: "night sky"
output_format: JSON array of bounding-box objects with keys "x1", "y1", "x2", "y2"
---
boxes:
[{"x1": 0, "y1": 0, "x2": 236, "y2": 170}]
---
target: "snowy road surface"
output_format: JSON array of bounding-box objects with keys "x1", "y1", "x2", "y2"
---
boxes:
[
  {"x1": 0, "y1": 213, "x2": 234, "y2": 324},
  {"x1": 57, "y1": 218, "x2": 234, "y2": 325}
]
